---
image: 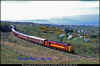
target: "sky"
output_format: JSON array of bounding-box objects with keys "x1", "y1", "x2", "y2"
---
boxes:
[{"x1": 1, "y1": 1, "x2": 99, "y2": 21}]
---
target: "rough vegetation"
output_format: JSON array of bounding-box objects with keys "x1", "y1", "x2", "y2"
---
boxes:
[{"x1": 0, "y1": 22, "x2": 100, "y2": 64}]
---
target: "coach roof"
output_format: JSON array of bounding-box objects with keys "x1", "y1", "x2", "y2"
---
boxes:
[{"x1": 29, "y1": 36, "x2": 46, "y2": 41}]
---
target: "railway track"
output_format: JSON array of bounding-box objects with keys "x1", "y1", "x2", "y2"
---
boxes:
[{"x1": 4, "y1": 25, "x2": 98, "y2": 63}]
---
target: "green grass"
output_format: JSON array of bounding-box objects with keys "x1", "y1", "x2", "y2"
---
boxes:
[
  {"x1": 1, "y1": 41, "x2": 99, "y2": 64},
  {"x1": 1, "y1": 24, "x2": 99, "y2": 64}
]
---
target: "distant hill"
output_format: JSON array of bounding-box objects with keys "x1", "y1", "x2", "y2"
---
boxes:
[
  {"x1": 17, "y1": 14, "x2": 99, "y2": 25},
  {"x1": 18, "y1": 19, "x2": 50, "y2": 24},
  {"x1": 1, "y1": 14, "x2": 99, "y2": 25},
  {"x1": 49, "y1": 14, "x2": 99, "y2": 25}
]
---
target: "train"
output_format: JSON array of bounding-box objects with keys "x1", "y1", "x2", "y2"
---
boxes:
[{"x1": 10, "y1": 25, "x2": 74, "y2": 53}]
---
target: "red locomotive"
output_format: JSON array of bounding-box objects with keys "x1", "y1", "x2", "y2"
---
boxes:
[
  {"x1": 45, "y1": 40, "x2": 73, "y2": 52},
  {"x1": 10, "y1": 25, "x2": 74, "y2": 53}
]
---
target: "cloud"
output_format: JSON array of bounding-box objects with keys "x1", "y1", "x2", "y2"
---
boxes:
[{"x1": 1, "y1": 1, "x2": 99, "y2": 21}]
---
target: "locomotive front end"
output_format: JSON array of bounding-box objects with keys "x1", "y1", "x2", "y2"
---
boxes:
[{"x1": 65, "y1": 43, "x2": 74, "y2": 53}]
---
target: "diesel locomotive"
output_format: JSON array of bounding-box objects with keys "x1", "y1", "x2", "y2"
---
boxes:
[{"x1": 10, "y1": 25, "x2": 74, "y2": 53}]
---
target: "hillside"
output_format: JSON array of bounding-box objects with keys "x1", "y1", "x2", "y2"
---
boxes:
[{"x1": 0, "y1": 22, "x2": 99, "y2": 64}]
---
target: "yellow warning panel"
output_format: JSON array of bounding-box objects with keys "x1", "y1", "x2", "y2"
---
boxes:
[
  {"x1": 50, "y1": 44, "x2": 65, "y2": 49},
  {"x1": 68, "y1": 46, "x2": 72, "y2": 52}
]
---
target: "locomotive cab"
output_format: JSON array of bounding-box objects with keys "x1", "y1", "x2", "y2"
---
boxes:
[
  {"x1": 67, "y1": 44, "x2": 74, "y2": 53},
  {"x1": 44, "y1": 40, "x2": 49, "y2": 46}
]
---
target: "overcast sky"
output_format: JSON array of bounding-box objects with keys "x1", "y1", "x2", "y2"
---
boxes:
[{"x1": 1, "y1": 1, "x2": 99, "y2": 21}]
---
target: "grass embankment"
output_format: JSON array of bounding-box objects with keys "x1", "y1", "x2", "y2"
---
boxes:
[
  {"x1": 1, "y1": 40, "x2": 99, "y2": 64},
  {"x1": 0, "y1": 24, "x2": 99, "y2": 64}
]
